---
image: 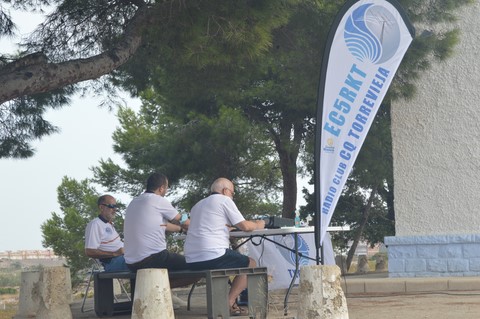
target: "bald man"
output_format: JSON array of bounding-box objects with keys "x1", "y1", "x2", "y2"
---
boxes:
[{"x1": 184, "y1": 177, "x2": 265, "y2": 315}]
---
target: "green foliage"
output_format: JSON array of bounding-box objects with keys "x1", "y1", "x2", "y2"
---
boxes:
[
  {"x1": 0, "y1": 270, "x2": 20, "y2": 287},
  {"x1": 114, "y1": 0, "x2": 300, "y2": 93},
  {"x1": 0, "y1": 0, "x2": 299, "y2": 159},
  {"x1": 0, "y1": 287, "x2": 17, "y2": 294},
  {"x1": 0, "y1": 86, "x2": 76, "y2": 158},
  {"x1": 108, "y1": 1, "x2": 339, "y2": 216},
  {"x1": 153, "y1": 0, "x2": 296, "y2": 68},
  {"x1": 27, "y1": 0, "x2": 479, "y2": 267},
  {"x1": 100, "y1": 0, "x2": 475, "y2": 222},
  {"x1": 9, "y1": 262, "x2": 21, "y2": 270},
  {"x1": 94, "y1": 97, "x2": 282, "y2": 215}
]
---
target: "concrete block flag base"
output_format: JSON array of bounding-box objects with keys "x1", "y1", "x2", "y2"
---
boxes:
[
  {"x1": 14, "y1": 270, "x2": 41, "y2": 319},
  {"x1": 36, "y1": 266, "x2": 73, "y2": 319},
  {"x1": 297, "y1": 265, "x2": 349, "y2": 319},
  {"x1": 131, "y1": 268, "x2": 174, "y2": 319}
]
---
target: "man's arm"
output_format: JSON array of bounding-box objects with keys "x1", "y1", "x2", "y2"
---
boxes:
[
  {"x1": 85, "y1": 247, "x2": 124, "y2": 259},
  {"x1": 234, "y1": 219, "x2": 266, "y2": 232},
  {"x1": 163, "y1": 222, "x2": 183, "y2": 233},
  {"x1": 168, "y1": 213, "x2": 190, "y2": 232}
]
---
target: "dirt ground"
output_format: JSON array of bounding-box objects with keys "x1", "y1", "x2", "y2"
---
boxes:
[
  {"x1": 6, "y1": 288, "x2": 480, "y2": 319},
  {"x1": 7, "y1": 280, "x2": 480, "y2": 319},
  {"x1": 231, "y1": 288, "x2": 480, "y2": 319},
  {"x1": 244, "y1": 283, "x2": 480, "y2": 319},
  {"x1": 345, "y1": 291, "x2": 480, "y2": 319},
  {"x1": 347, "y1": 291, "x2": 480, "y2": 319}
]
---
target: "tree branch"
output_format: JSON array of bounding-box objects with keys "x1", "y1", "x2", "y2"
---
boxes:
[{"x1": 0, "y1": 5, "x2": 150, "y2": 105}]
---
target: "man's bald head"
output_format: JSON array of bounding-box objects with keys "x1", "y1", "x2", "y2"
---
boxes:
[{"x1": 210, "y1": 178, "x2": 234, "y2": 194}]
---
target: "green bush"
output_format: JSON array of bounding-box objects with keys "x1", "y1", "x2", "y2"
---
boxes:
[
  {"x1": 0, "y1": 287, "x2": 17, "y2": 295},
  {"x1": 0, "y1": 271, "x2": 21, "y2": 287}
]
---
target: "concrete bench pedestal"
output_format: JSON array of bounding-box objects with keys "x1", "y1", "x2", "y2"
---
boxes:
[
  {"x1": 15, "y1": 266, "x2": 72, "y2": 319},
  {"x1": 131, "y1": 268, "x2": 174, "y2": 319},
  {"x1": 297, "y1": 265, "x2": 349, "y2": 319},
  {"x1": 36, "y1": 266, "x2": 73, "y2": 319},
  {"x1": 14, "y1": 270, "x2": 41, "y2": 319}
]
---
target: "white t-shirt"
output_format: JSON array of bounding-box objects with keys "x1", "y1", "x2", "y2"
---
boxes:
[
  {"x1": 184, "y1": 194, "x2": 245, "y2": 263},
  {"x1": 85, "y1": 217, "x2": 123, "y2": 252},
  {"x1": 123, "y1": 192, "x2": 179, "y2": 264}
]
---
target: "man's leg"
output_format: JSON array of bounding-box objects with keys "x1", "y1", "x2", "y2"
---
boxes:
[
  {"x1": 164, "y1": 252, "x2": 201, "y2": 288},
  {"x1": 104, "y1": 256, "x2": 130, "y2": 272},
  {"x1": 228, "y1": 257, "x2": 256, "y2": 307}
]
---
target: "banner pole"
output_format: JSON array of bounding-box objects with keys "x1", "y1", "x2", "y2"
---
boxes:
[{"x1": 314, "y1": 59, "x2": 325, "y2": 264}]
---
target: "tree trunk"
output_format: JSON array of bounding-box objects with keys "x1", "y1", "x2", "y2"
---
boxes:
[
  {"x1": 269, "y1": 121, "x2": 303, "y2": 219},
  {"x1": 279, "y1": 149, "x2": 298, "y2": 218},
  {"x1": 346, "y1": 188, "x2": 377, "y2": 271},
  {"x1": 0, "y1": 5, "x2": 150, "y2": 105},
  {"x1": 385, "y1": 180, "x2": 395, "y2": 221}
]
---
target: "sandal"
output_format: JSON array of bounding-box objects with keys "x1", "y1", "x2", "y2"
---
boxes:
[{"x1": 230, "y1": 302, "x2": 247, "y2": 316}]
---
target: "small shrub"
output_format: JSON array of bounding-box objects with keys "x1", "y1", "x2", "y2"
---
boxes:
[
  {"x1": 0, "y1": 272, "x2": 20, "y2": 287},
  {"x1": 0, "y1": 288, "x2": 17, "y2": 295}
]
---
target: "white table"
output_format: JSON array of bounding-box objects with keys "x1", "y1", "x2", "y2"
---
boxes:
[{"x1": 229, "y1": 225, "x2": 350, "y2": 238}]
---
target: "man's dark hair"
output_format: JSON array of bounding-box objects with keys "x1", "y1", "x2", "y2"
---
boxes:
[{"x1": 146, "y1": 173, "x2": 168, "y2": 192}]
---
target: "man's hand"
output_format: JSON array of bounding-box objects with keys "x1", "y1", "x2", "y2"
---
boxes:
[
  {"x1": 113, "y1": 247, "x2": 124, "y2": 256},
  {"x1": 234, "y1": 219, "x2": 266, "y2": 232},
  {"x1": 255, "y1": 219, "x2": 266, "y2": 230},
  {"x1": 85, "y1": 247, "x2": 124, "y2": 259},
  {"x1": 163, "y1": 222, "x2": 183, "y2": 233}
]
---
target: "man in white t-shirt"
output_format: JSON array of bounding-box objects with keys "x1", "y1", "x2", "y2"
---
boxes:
[
  {"x1": 123, "y1": 172, "x2": 196, "y2": 288},
  {"x1": 85, "y1": 195, "x2": 129, "y2": 272},
  {"x1": 184, "y1": 177, "x2": 265, "y2": 315}
]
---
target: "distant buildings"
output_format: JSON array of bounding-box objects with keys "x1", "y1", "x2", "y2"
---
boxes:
[{"x1": 0, "y1": 249, "x2": 59, "y2": 260}]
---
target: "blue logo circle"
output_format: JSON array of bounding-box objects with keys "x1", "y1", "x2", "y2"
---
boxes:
[
  {"x1": 344, "y1": 3, "x2": 401, "y2": 64},
  {"x1": 275, "y1": 234, "x2": 310, "y2": 266}
]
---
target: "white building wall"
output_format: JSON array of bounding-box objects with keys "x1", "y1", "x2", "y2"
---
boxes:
[
  {"x1": 391, "y1": 1, "x2": 480, "y2": 236},
  {"x1": 387, "y1": 1, "x2": 480, "y2": 277}
]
